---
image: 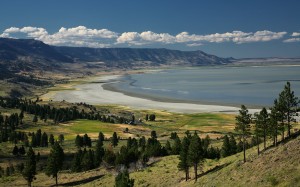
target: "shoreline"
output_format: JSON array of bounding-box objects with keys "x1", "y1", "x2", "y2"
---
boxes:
[
  {"x1": 41, "y1": 73, "x2": 261, "y2": 114},
  {"x1": 101, "y1": 76, "x2": 264, "y2": 109}
]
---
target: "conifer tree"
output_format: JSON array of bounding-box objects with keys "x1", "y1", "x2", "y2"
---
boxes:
[
  {"x1": 95, "y1": 140, "x2": 105, "y2": 167},
  {"x1": 112, "y1": 132, "x2": 119, "y2": 147},
  {"x1": 19, "y1": 145, "x2": 26, "y2": 155},
  {"x1": 114, "y1": 170, "x2": 134, "y2": 187},
  {"x1": 178, "y1": 136, "x2": 190, "y2": 181},
  {"x1": 13, "y1": 145, "x2": 19, "y2": 156},
  {"x1": 19, "y1": 110, "x2": 24, "y2": 124},
  {"x1": 165, "y1": 140, "x2": 172, "y2": 155},
  {"x1": 31, "y1": 133, "x2": 36, "y2": 147},
  {"x1": 32, "y1": 115, "x2": 38, "y2": 124},
  {"x1": 36, "y1": 129, "x2": 42, "y2": 147},
  {"x1": 221, "y1": 135, "x2": 231, "y2": 157},
  {"x1": 235, "y1": 105, "x2": 252, "y2": 163},
  {"x1": 22, "y1": 147, "x2": 36, "y2": 187},
  {"x1": 45, "y1": 141, "x2": 64, "y2": 186},
  {"x1": 281, "y1": 82, "x2": 299, "y2": 137},
  {"x1": 187, "y1": 132, "x2": 203, "y2": 181},
  {"x1": 49, "y1": 134, "x2": 55, "y2": 146},
  {"x1": 58, "y1": 134, "x2": 64, "y2": 145},
  {"x1": 81, "y1": 149, "x2": 94, "y2": 171},
  {"x1": 269, "y1": 106, "x2": 280, "y2": 146},
  {"x1": 41, "y1": 132, "x2": 48, "y2": 147},
  {"x1": 254, "y1": 107, "x2": 269, "y2": 151},
  {"x1": 71, "y1": 151, "x2": 82, "y2": 172},
  {"x1": 75, "y1": 135, "x2": 83, "y2": 147},
  {"x1": 171, "y1": 136, "x2": 181, "y2": 155},
  {"x1": 229, "y1": 135, "x2": 237, "y2": 155},
  {"x1": 98, "y1": 131, "x2": 105, "y2": 142}
]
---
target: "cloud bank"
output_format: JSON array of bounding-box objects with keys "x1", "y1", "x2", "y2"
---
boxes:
[{"x1": 0, "y1": 26, "x2": 292, "y2": 48}]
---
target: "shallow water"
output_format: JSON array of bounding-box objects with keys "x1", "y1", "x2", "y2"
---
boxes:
[{"x1": 112, "y1": 66, "x2": 300, "y2": 107}]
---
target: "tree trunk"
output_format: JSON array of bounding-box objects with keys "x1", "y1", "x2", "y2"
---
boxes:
[
  {"x1": 28, "y1": 181, "x2": 31, "y2": 187},
  {"x1": 275, "y1": 126, "x2": 278, "y2": 146},
  {"x1": 194, "y1": 164, "x2": 198, "y2": 181},
  {"x1": 256, "y1": 135, "x2": 260, "y2": 155},
  {"x1": 263, "y1": 128, "x2": 266, "y2": 150},
  {"x1": 243, "y1": 135, "x2": 246, "y2": 162},
  {"x1": 282, "y1": 130, "x2": 284, "y2": 141},
  {"x1": 185, "y1": 168, "x2": 189, "y2": 181},
  {"x1": 55, "y1": 174, "x2": 58, "y2": 186},
  {"x1": 288, "y1": 111, "x2": 291, "y2": 137}
]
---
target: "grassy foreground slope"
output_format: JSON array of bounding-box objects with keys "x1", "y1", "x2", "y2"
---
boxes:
[{"x1": 84, "y1": 136, "x2": 300, "y2": 187}]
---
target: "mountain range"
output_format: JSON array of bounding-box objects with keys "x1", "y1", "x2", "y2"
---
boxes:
[{"x1": 0, "y1": 38, "x2": 231, "y2": 76}]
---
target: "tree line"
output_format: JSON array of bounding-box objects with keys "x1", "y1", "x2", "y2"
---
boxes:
[{"x1": 235, "y1": 82, "x2": 299, "y2": 163}]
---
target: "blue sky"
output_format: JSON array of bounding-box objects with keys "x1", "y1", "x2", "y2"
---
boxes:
[{"x1": 1, "y1": 0, "x2": 300, "y2": 58}]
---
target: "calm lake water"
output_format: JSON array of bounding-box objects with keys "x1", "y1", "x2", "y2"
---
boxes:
[{"x1": 111, "y1": 66, "x2": 300, "y2": 107}]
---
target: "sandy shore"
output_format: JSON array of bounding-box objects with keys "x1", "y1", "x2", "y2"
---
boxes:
[{"x1": 41, "y1": 74, "x2": 260, "y2": 114}]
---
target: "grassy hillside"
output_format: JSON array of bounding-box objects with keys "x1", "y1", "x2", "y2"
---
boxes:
[
  {"x1": 79, "y1": 136, "x2": 300, "y2": 187},
  {"x1": 3, "y1": 134, "x2": 297, "y2": 186}
]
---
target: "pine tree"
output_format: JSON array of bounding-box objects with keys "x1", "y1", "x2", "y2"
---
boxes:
[
  {"x1": 254, "y1": 108, "x2": 268, "y2": 155},
  {"x1": 36, "y1": 129, "x2": 42, "y2": 147},
  {"x1": 95, "y1": 140, "x2": 105, "y2": 167},
  {"x1": 235, "y1": 105, "x2": 252, "y2": 163},
  {"x1": 171, "y1": 136, "x2": 181, "y2": 155},
  {"x1": 32, "y1": 115, "x2": 38, "y2": 124},
  {"x1": 114, "y1": 170, "x2": 134, "y2": 187},
  {"x1": 81, "y1": 149, "x2": 94, "y2": 171},
  {"x1": 49, "y1": 134, "x2": 55, "y2": 146},
  {"x1": 149, "y1": 114, "x2": 156, "y2": 121},
  {"x1": 187, "y1": 132, "x2": 203, "y2": 181},
  {"x1": 98, "y1": 131, "x2": 105, "y2": 142},
  {"x1": 276, "y1": 93, "x2": 286, "y2": 141},
  {"x1": 202, "y1": 135, "x2": 210, "y2": 157},
  {"x1": 22, "y1": 147, "x2": 36, "y2": 187},
  {"x1": 45, "y1": 141, "x2": 64, "y2": 186},
  {"x1": 41, "y1": 132, "x2": 48, "y2": 147},
  {"x1": 281, "y1": 82, "x2": 299, "y2": 137},
  {"x1": 151, "y1": 130, "x2": 157, "y2": 139},
  {"x1": 165, "y1": 140, "x2": 172, "y2": 155},
  {"x1": 75, "y1": 135, "x2": 83, "y2": 147},
  {"x1": 112, "y1": 132, "x2": 119, "y2": 147},
  {"x1": 221, "y1": 135, "x2": 231, "y2": 157},
  {"x1": 71, "y1": 151, "x2": 82, "y2": 172},
  {"x1": 178, "y1": 136, "x2": 190, "y2": 181},
  {"x1": 103, "y1": 146, "x2": 116, "y2": 166},
  {"x1": 19, "y1": 110, "x2": 24, "y2": 124},
  {"x1": 31, "y1": 133, "x2": 36, "y2": 147},
  {"x1": 229, "y1": 135, "x2": 237, "y2": 155},
  {"x1": 254, "y1": 107, "x2": 269, "y2": 151},
  {"x1": 58, "y1": 134, "x2": 64, "y2": 145},
  {"x1": 269, "y1": 106, "x2": 280, "y2": 146},
  {"x1": 19, "y1": 145, "x2": 26, "y2": 155},
  {"x1": 13, "y1": 145, "x2": 19, "y2": 156}
]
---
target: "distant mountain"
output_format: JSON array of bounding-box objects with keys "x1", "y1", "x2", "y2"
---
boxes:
[
  {"x1": 0, "y1": 38, "x2": 231, "y2": 76},
  {"x1": 54, "y1": 46, "x2": 231, "y2": 67}
]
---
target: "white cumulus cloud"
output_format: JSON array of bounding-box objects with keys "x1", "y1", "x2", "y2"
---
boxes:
[
  {"x1": 291, "y1": 32, "x2": 300, "y2": 37},
  {"x1": 0, "y1": 26, "x2": 290, "y2": 47},
  {"x1": 283, "y1": 38, "x2": 300, "y2": 42}
]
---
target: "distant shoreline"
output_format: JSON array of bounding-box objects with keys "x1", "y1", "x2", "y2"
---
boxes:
[{"x1": 41, "y1": 70, "x2": 262, "y2": 114}]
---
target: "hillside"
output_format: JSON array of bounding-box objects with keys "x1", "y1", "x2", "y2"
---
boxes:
[
  {"x1": 54, "y1": 46, "x2": 230, "y2": 67},
  {"x1": 0, "y1": 38, "x2": 231, "y2": 75},
  {"x1": 85, "y1": 136, "x2": 300, "y2": 187}
]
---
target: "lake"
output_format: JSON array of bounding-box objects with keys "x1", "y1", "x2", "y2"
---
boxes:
[{"x1": 109, "y1": 65, "x2": 300, "y2": 107}]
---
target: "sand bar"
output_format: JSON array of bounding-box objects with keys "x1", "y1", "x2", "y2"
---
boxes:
[{"x1": 42, "y1": 75, "x2": 260, "y2": 114}]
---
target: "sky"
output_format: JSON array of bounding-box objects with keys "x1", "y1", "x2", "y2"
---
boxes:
[{"x1": 0, "y1": 0, "x2": 300, "y2": 58}]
